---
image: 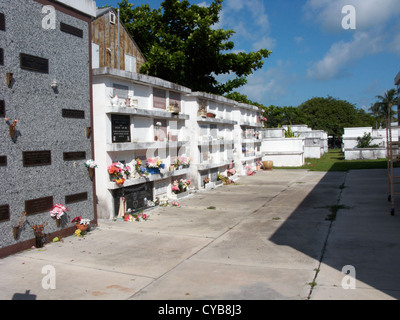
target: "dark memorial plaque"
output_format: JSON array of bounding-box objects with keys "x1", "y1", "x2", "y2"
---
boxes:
[
  {"x1": 0, "y1": 13, "x2": 5, "y2": 31},
  {"x1": 63, "y1": 151, "x2": 86, "y2": 161},
  {"x1": 0, "y1": 204, "x2": 9, "y2": 222},
  {"x1": 0, "y1": 155, "x2": 7, "y2": 167},
  {"x1": 20, "y1": 53, "x2": 49, "y2": 74},
  {"x1": 111, "y1": 114, "x2": 131, "y2": 143},
  {"x1": 65, "y1": 192, "x2": 88, "y2": 204},
  {"x1": 25, "y1": 196, "x2": 53, "y2": 215},
  {"x1": 62, "y1": 109, "x2": 85, "y2": 119},
  {"x1": 60, "y1": 22, "x2": 83, "y2": 38},
  {"x1": 112, "y1": 183, "x2": 153, "y2": 215},
  {"x1": 0, "y1": 48, "x2": 3, "y2": 65},
  {"x1": 0, "y1": 100, "x2": 4, "y2": 117},
  {"x1": 23, "y1": 151, "x2": 51, "y2": 167}
]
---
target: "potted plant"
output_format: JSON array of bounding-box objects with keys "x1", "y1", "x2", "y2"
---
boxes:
[
  {"x1": 71, "y1": 216, "x2": 90, "y2": 231},
  {"x1": 32, "y1": 223, "x2": 48, "y2": 248},
  {"x1": 50, "y1": 203, "x2": 68, "y2": 227}
]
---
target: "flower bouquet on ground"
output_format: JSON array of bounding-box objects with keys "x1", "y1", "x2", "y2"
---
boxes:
[
  {"x1": 50, "y1": 203, "x2": 68, "y2": 227},
  {"x1": 227, "y1": 168, "x2": 236, "y2": 177},
  {"x1": 246, "y1": 165, "x2": 255, "y2": 176},
  {"x1": 71, "y1": 216, "x2": 90, "y2": 232},
  {"x1": 124, "y1": 209, "x2": 149, "y2": 222},
  {"x1": 172, "y1": 179, "x2": 191, "y2": 194},
  {"x1": 32, "y1": 223, "x2": 48, "y2": 248}
]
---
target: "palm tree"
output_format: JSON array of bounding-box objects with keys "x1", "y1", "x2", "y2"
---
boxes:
[
  {"x1": 375, "y1": 89, "x2": 399, "y2": 125},
  {"x1": 369, "y1": 102, "x2": 384, "y2": 129}
]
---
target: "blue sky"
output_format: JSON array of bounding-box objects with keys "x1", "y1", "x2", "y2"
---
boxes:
[{"x1": 95, "y1": 0, "x2": 400, "y2": 111}]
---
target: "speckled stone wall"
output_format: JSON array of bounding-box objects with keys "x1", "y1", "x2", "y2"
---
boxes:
[{"x1": 0, "y1": 0, "x2": 95, "y2": 254}]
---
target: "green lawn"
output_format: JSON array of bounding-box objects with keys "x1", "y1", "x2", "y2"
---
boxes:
[{"x1": 276, "y1": 149, "x2": 388, "y2": 172}]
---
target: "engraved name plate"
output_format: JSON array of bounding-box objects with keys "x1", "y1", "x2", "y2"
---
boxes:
[
  {"x1": 23, "y1": 151, "x2": 51, "y2": 167},
  {"x1": 0, "y1": 155, "x2": 7, "y2": 167},
  {"x1": 25, "y1": 196, "x2": 53, "y2": 215},
  {"x1": 20, "y1": 53, "x2": 49, "y2": 73},
  {"x1": 60, "y1": 22, "x2": 83, "y2": 38},
  {"x1": 65, "y1": 192, "x2": 88, "y2": 204},
  {"x1": 62, "y1": 109, "x2": 85, "y2": 119},
  {"x1": 111, "y1": 114, "x2": 131, "y2": 143},
  {"x1": 0, "y1": 100, "x2": 4, "y2": 117},
  {"x1": 0, "y1": 204, "x2": 10, "y2": 222},
  {"x1": 63, "y1": 151, "x2": 86, "y2": 161}
]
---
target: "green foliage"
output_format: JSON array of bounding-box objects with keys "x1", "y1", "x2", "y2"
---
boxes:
[
  {"x1": 372, "y1": 88, "x2": 399, "y2": 127},
  {"x1": 296, "y1": 96, "x2": 374, "y2": 137},
  {"x1": 118, "y1": 0, "x2": 271, "y2": 95},
  {"x1": 356, "y1": 133, "x2": 379, "y2": 148},
  {"x1": 284, "y1": 126, "x2": 299, "y2": 138}
]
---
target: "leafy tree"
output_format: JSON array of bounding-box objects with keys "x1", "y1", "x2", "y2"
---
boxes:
[
  {"x1": 296, "y1": 96, "x2": 374, "y2": 137},
  {"x1": 118, "y1": 0, "x2": 271, "y2": 95}
]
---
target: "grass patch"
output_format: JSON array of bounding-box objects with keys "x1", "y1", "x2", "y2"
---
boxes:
[
  {"x1": 324, "y1": 204, "x2": 350, "y2": 221},
  {"x1": 276, "y1": 149, "x2": 387, "y2": 172}
]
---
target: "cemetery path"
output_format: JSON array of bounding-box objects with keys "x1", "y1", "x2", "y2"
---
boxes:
[{"x1": 1, "y1": 169, "x2": 399, "y2": 301}]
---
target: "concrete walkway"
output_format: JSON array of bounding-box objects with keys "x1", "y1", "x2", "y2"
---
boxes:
[{"x1": 1, "y1": 169, "x2": 399, "y2": 300}]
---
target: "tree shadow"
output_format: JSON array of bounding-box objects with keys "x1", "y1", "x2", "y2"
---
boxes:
[{"x1": 268, "y1": 168, "x2": 400, "y2": 299}]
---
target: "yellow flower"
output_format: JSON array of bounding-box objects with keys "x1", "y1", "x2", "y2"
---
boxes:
[{"x1": 75, "y1": 229, "x2": 81, "y2": 237}]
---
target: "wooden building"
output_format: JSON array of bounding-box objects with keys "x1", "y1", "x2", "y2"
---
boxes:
[{"x1": 92, "y1": 7, "x2": 146, "y2": 73}]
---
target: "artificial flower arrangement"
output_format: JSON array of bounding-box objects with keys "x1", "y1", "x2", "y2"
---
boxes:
[
  {"x1": 171, "y1": 201, "x2": 180, "y2": 207},
  {"x1": 146, "y1": 157, "x2": 165, "y2": 169},
  {"x1": 134, "y1": 159, "x2": 149, "y2": 176},
  {"x1": 246, "y1": 165, "x2": 255, "y2": 176},
  {"x1": 32, "y1": 223, "x2": 48, "y2": 248},
  {"x1": 84, "y1": 159, "x2": 97, "y2": 168},
  {"x1": 124, "y1": 164, "x2": 131, "y2": 179},
  {"x1": 146, "y1": 157, "x2": 165, "y2": 174},
  {"x1": 71, "y1": 216, "x2": 90, "y2": 225},
  {"x1": 50, "y1": 203, "x2": 68, "y2": 226},
  {"x1": 124, "y1": 209, "x2": 148, "y2": 222},
  {"x1": 174, "y1": 155, "x2": 192, "y2": 168},
  {"x1": 172, "y1": 179, "x2": 191, "y2": 194},
  {"x1": 107, "y1": 162, "x2": 128, "y2": 185},
  {"x1": 227, "y1": 168, "x2": 236, "y2": 176},
  {"x1": 107, "y1": 162, "x2": 124, "y2": 179}
]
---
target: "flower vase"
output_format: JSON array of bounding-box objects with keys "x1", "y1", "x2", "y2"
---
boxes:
[
  {"x1": 76, "y1": 224, "x2": 88, "y2": 232},
  {"x1": 147, "y1": 167, "x2": 160, "y2": 175},
  {"x1": 35, "y1": 236, "x2": 44, "y2": 248},
  {"x1": 56, "y1": 218, "x2": 61, "y2": 227},
  {"x1": 13, "y1": 226, "x2": 20, "y2": 240},
  {"x1": 88, "y1": 167, "x2": 95, "y2": 180}
]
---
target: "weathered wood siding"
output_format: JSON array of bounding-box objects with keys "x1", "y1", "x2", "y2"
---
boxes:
[{"x1": 92, "y1": 12, "x2": 145, "y2": 72}]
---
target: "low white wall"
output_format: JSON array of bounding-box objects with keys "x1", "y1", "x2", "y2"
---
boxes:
[
  {"x1": 344, "y1": 148, "x2": 386, "y2": 160},
  {"x1": 261, "y1": 138, "x2": 304, "y2": 167}
]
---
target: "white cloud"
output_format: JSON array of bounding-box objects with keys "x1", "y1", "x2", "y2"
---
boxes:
[
  {"x1": 241, "y1": 61, "x2": 298, "y2": 104},
  {"x1": 217, "y1": 0, "x2": 275, "y2": 50},
  {"x1": 304, "y1": 0, "x2": 400, "y2": 32},
  {"x1": 307, "y1": 32, "x2": 383, "y2": 81},
  {"x1": 304, "y1": 0, "x2": 400, "y2": 81},
  {"x1": 252, "y1": 36, "x2": 276, "y2": 51}
]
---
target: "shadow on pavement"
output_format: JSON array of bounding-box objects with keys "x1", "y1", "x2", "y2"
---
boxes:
[{"x1": 269, "y1": 168, "x2": 400, "y2": 299}]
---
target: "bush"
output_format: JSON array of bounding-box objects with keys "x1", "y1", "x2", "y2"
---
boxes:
[{"x1": 356, "y1": 133, "x2": 379, "y2": 148}]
